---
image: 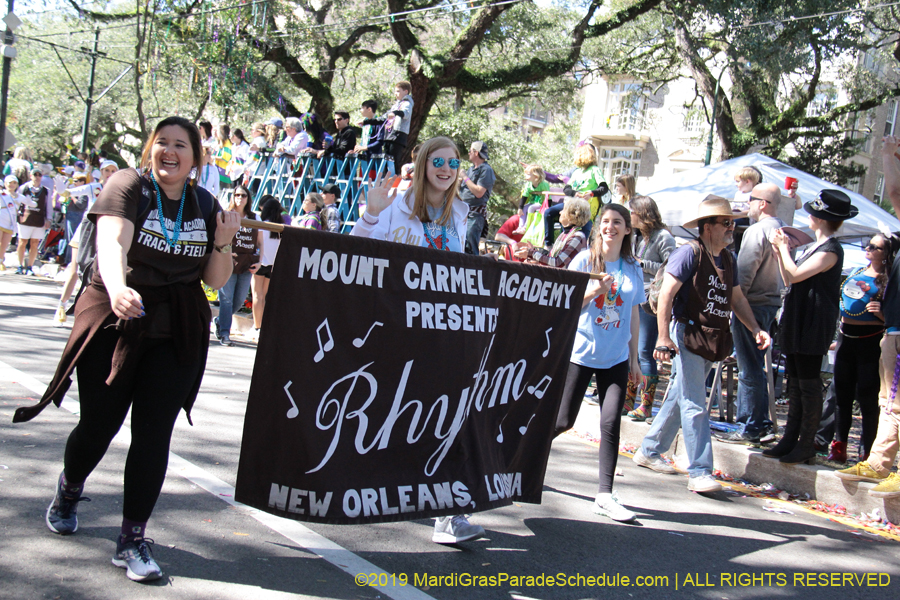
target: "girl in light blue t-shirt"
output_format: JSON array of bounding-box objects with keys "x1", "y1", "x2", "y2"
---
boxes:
[{"x1": 555, "y1": 203, "x2": 645, "y2": 523}]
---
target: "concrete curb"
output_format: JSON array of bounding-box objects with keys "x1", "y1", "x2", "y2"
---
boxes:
[{"x1": 572, "y1": 401, "x2": 900, "y2": 523}]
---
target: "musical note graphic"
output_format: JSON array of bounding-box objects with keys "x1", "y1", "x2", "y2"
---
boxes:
[
  {"x1": 542, "y1": 327, "x2": 553, "y2": 357},
  {"x1": 518, "y1": 414, "x2": 536, "y2": 435},
  {"x1": 527, "y1": 375, "x2": 552, "y2": 399},
  {"x1": 284, "y1": 381, "x2": 299, "y2": 419},
  {"x1": 496, "y1": 424, "x2": 504, "y2": 443},
  {"x1": 352, "y1": 321, "x2": 384, "y2": 348},
  {"x1": 313, "y1": 319, "x2": 334, "y2": 363}
]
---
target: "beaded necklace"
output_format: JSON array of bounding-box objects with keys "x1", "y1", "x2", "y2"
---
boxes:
[
  {"x1": 200, "y1": 164, "x2": 211, "y2": 188},
  {"x1": 150, "y1": 172, "x2": 188, "y2": 247}
]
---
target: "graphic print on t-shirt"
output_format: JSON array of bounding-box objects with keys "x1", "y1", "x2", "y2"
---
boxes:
[
  {"x1": 592, "y1": 272, "x2": 625, "y2": 330},
  {"x1": 843, "y1": 278, "x2": 870, "y2": 299},
  {"x1": 136, "y1": 208, "x2": 210, "y2": 257}
]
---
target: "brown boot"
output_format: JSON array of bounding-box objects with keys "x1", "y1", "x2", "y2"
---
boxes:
[{"x1": 628, "y1": 375, "x2": 657, "y2": 421}]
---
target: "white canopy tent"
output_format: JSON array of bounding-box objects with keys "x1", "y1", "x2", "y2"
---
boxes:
[{"x1": 642, "y1": 153, "x2": 898, "y2": 243}]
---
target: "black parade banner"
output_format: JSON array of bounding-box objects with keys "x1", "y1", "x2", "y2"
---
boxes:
[{"x1": 235, "y1": 226, "x2": 589, "y2": 524}]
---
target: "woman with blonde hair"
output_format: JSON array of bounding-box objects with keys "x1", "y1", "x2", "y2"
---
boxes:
[
  {"x1": 352, "y1": 136, "x2": 485, "y2": 544},
  {"x1": 543, "y1": 144, "x2": 608, "y2": 246}
]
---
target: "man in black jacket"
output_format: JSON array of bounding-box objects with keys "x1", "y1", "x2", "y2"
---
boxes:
[{"x1": 318, "y1": 112, "x2": 357, "y2": 160}]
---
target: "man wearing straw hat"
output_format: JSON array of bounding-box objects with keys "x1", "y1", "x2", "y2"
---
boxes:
[{"x1": 633, "y1": 195, "x2": 771, "y2": 493}]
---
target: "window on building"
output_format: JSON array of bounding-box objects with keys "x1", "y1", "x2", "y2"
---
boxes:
[
  {"x1": 874, "y1": 173, "x2": 885, "y2": 205},
  {"x1": 864, "y1": 47, "x2": 886, "y2": 76},
  {"x1": 852, "y1": 112, "x2": 875, "y2": 154},
  {"x1": 806, "y1": 91, "x2": 836, "y2": 118},
  {"x1": 885, "y1": 100, "x2": 898, "y2": 137},
  {"x1": 608, "y1": 82, "x2": 647, "y2": 131},
  {"x1": 599, "y1": 148, "x2": 642, "y2": 180},
  {"x1": 683, "y1": 110, "x2": 705, "y2": 136},
  {"x1": 846, "y1": 174, "x2": 863, "y2": 195}
]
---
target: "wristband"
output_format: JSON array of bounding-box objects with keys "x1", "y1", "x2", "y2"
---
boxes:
[{"x1": 361, "y1": 212, "x2": 379, "y2": 225}]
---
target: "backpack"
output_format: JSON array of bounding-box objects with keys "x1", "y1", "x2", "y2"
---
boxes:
[
  {"x1": 645, "y1": 240, "x2": 701, "y2": 316},
  {"x1": 73, "y1": 171, "x2": 217, "y2": 303}
]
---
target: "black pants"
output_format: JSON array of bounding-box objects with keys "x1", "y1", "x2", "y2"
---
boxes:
[
  {"x1": 65, "y1": 326, "x2": 202, "y2": 522},
  {"x1": 784, "y1": 353, "x2": 822, "y2": 379},
  {"x1": 555, "y1": 360, "x2": 629, "y2": 494},
  {"x1": 833, "y1": 324, "x2": 883, "y2": 453},
  {"x1": 384, "y1": 132, "x2": 408, "y2": 169}
]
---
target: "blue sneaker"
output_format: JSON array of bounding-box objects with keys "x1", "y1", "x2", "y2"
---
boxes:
[
  {"x1": 46, "y1": 473, "x2": 90, "y2": 535},
  {"x1": 112, "y1": 538, "x2": 162, "y2": 582}
]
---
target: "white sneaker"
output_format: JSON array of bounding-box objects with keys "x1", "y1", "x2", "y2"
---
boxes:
[
  {"x1": 687, "y1": 474, "x2": 722, "y2": 493},
  {"x1": 432, "y1": 515, "x2": 485, "y2": 544},
  {"x1": 632, "y1": 449, "x2": 677, "y2": 474},
  {"x1": 247, "y1": 328, "x2": 260, "y2": 342},
  {"x1": 593, "y1": 493, "x2": 636, "y2": 522}
]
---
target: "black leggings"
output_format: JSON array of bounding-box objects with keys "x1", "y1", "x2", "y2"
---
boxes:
[
  {"x1": 833, "y1": 324, "x2": 883, "y2": 452},
  {"x1": 555, "y1": 360, "x2": 629, "y2": 494},
  {"x1": 65, "y1": 326, "x2": 202, "y2": 522}
]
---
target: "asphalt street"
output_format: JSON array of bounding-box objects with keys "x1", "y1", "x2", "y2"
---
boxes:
[{"x1": 1, "y1": 273, "x2": 898, "y2": 600}]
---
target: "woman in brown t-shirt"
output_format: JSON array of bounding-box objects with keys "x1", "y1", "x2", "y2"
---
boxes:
[{"x1": 38, "y1": 116, "x2": 240, "y2": 582}]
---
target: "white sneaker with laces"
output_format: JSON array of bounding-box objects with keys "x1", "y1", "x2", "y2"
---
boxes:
[
  {"x1": 593, "y1": 492, "x2": 636, "y2": 522},
  {"x1": 432, "y1": 515, "x2": 485, "y2": 544},
  {"x1": 632, "y1": 449, "x2": 677, "y2": 474},
  {"x1": 687, "y1": 474, "x2": 722, "y2": 493}
]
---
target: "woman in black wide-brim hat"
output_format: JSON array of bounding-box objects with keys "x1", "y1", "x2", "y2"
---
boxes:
[{"x1": 763, "y1": 190, "x2": 858, "y2": 464}]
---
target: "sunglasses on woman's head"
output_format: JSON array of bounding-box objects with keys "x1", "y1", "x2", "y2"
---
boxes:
[{"x1": 432, "y1": 157, "x2": 461, "y2": 169}]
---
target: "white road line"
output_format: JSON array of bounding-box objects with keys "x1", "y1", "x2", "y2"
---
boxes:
[{"x1": 0, "y1": 359, "x2": 437, "y2": 600}]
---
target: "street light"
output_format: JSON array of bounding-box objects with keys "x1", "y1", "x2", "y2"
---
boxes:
[{"x1": 704, "y1": 68, "x2": 727, "y2": 166}]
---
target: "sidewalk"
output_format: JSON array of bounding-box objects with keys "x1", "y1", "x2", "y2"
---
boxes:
[{"x1": 571, "y1": 402, "x2": 900, "y2": 524}]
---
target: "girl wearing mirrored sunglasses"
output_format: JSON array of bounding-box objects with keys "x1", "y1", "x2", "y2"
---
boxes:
[{"x1": 352, "y1": 136, "x2": 468, "y2": 253}]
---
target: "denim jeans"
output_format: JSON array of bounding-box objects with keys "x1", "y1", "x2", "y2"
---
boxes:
[
  {"x1": 217, "y1": 271, "x2": 253, "y2": 335},
  {"x1": 640, "y1": 322, "x2": 714, "y2": 477},
  {"x1": 465, "y1": 211, "x2": 485, "y2": 255},
  {"x1": 65, "y1": 209, "x2": 84, "y2": 264},
  {"x1": 638, "y1": 307, "x2": 658, "y2": 376},
  {"x1": 732, "y1": 304, "x2": 777, "y2": 435}
]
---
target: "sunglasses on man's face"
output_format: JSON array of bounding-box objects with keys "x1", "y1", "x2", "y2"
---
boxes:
[
  {"x1": 717, "y1": 219, "x2": 734, "y2": 228},
  {"x1": 432, "y1": 157, "x2": 461, "y2": 169},
  {"x1": 749, "y1": 196, "x2": 767, "y2": 204}
]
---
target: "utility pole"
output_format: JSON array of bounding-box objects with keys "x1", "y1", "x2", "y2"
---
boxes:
[
  {"x1": 0, "y1": 0, "x2": 17, "y2": 154},
  {"x1": 79, "y1": 27, "x2": 102, "y2": 155}
]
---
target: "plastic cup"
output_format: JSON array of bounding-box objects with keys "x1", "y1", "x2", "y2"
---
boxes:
[{"x1": 784, "y1": 176, "x2": 798, "y2": 190}]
